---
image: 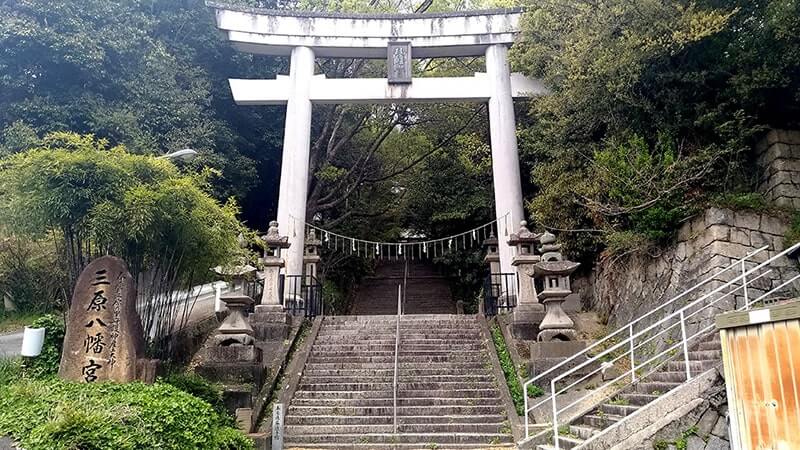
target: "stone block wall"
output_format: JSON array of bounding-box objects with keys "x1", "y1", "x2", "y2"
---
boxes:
[
  {"x1": 638, "y1": 373, "x2": 730, "y2": 450},
  {"x1": 594, "y1": 207, "x2": 799, "y2": 331},
  {"x1": 757, "y1": 129, "x2": 800, "y2": 208}
]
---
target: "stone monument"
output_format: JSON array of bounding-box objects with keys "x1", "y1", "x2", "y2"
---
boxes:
[
  {"x1": 59, "y1": 256, "x2": 155, "y2": 383},
  {"x1": 508, "y1": 221, "x2": 546, "y2": 340}
]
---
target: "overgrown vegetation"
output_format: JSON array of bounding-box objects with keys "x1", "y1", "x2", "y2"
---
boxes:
[
  {"x1": 0, "y1": 133, "x2": 249, "y2": 352},
  {"x1": 490, "y1": 323, "x2": 543, "y2": 416},
  {"x1": 653, "y1": 426, "x2": 700, "y2": 450},
  {"x1": 19, "y1": 314, "x2": 65, "y2": 378},
  {"x1": 162, "y1": 371, "x2": 229, "y2": 421},
  {"x1": 0, "y1": 378, "x2": 253, "y2": 450},
  {"x1": 514, "y1": 0, "x2": 800, "y2": 260}
]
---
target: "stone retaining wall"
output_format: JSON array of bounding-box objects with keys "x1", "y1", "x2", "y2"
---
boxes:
[
  {"x1": 594, "y1": 207, "x2": 798, "y2": 330},
  {"x1": 757, "y1": 129, "x2": 800, "y2": 208}
]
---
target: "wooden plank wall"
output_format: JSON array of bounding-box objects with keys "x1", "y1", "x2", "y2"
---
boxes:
[{"x1": 721, "y1": 320, "x2": 800, "y2": 450}]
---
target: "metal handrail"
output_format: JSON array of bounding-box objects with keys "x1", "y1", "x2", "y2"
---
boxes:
[
  {"x1": 521, "y1": 241, "x2": 800, "y2": 447},
  {"x1": 527, "y1": 245, "x2": 769, "y2": 386},
  {"x1": 393, "y1": 283, "x2": 402, "y2": 434},
  {"x1": 403, "y1": 260, "x2": 408, "y2": 315}
]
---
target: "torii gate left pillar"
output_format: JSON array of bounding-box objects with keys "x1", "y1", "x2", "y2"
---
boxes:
[
  {"x1": 276, "y1": 46, "x2": 315, "y2": 277},
  {"x1": 209, "y1": 3, "x2": 547, "y2": 278}
]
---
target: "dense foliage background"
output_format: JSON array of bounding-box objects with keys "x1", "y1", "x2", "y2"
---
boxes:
[
  {"x1": 513, "y1": 0, "x2": 800, "y2": 261},
  {"x1": 1, "y1": 0, "x2": 799, "y2": 314}
]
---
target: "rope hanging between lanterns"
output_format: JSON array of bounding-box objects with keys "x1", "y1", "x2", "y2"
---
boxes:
[{"x1": 289, "y1": 213, "x2": 512, "y2": 260}]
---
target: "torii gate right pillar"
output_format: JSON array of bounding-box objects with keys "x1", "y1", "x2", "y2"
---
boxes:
[{"x1": 486, "y1": 44, "x2": 526, "y2": 274}]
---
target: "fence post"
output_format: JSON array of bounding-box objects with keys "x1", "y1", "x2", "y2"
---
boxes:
[
  {"x1": 551, "y1": 379, "x2": 559, "y2": 450},
  {"x1": 679, "y1": 310, "x2": 692, "y2": 381},
  {"x1": 741, "y1": 259, "x2": 750, "y2": 309},
  {"x1": 629, "y1": 323, "x2": 636, "y2": 382}
]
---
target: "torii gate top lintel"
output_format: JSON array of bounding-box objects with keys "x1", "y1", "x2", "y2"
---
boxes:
[{"x1": 207, "y1": 1, "x2": 525, "y2": 58}]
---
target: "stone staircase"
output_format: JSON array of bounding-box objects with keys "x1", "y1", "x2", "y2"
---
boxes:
[
  {"x1": 536, "y1": 333, "x2": 722, "y2": 450},
  {"x1": 284, "y1": 314, "x2": 515, "y2": 449},
  {"x1": 351, "y1": 262, "x2": 455, "y2": 315}
]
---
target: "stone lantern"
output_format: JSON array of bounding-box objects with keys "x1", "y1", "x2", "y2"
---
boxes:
[
  {"x1": 303, "y1": 228, "x2": 322, "y2": 279},
  {"x1": 533, "y1": 232, "x2": 580, "y2": 341},
  {"x1": 259, "y1": 220, "x2": 290, "y2": 309},
  {"x1": 508, "y1": 221, "x2": 545, "y2": 340},
  {"x1": 213, "y1": 295, "x2": 255, "y2": 346},
  {"x1": 250, "y1": 220, "x2": 292, "y2": 342},
  {"x1": 483, "y1": 232, "x2": 501, "y2": 276}
]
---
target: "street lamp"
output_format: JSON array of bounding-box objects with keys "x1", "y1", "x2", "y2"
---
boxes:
[{"x1": 159, "y1": 148, "x2": 198, "y2": 161}]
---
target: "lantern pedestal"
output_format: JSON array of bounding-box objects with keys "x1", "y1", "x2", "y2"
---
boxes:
[{"x1": 507, "y1": 221, "x2": 546, "y2": 340}]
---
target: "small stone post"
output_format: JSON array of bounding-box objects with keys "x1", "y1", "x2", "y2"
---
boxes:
[
  {"x1": 534, "y1": 232, "x2": 580, "y2": 341},
  {"x1": 483, "y1": 232, "x2": 501, "y2": 276},
  {"x1": 259, "y1": 221, "x2": 290, "y2": 310},
  {"x1": 303, "y1": 228, "x2": 322, "y2": 280},
  {"x1": 508, "y1": 221, "x2": 546, "y2": 340}
]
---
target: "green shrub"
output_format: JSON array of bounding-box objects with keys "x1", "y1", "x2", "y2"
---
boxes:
[
  {"x1": 527, "y1": 383, "x2": 545, "y2": 398},
  {"x1": 0, "y1": 358, "x2": 22, "y2": 385},
  {"x1": 490, "y1": 324, "x2": 544, "y2": 415},
  {"x1": 0, "y1": 378, "x2": 253, "y2": 450},
  {"x1": 162, "y1": 371, "x2": 227, "y2": 418},
  {"x1": 714, "y1": 192, "x2": 770, "y2": 212},
  {"x1": 21, "y1": 313, "x2": 65, "y2": 378},
  {"x1": 786, "y1": 211, "x2": 800, "y2": 247}
]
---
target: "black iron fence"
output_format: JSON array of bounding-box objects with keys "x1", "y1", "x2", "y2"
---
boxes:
[
  {"x1": 279, "y1": 274, "x2": 324, "y2": 318},
  {"x1": 242, "y1": 277, "x2": 263, "y2": 302},
  {"x1": 483, "y1": 272, "x2": 517, "y2": 316}
]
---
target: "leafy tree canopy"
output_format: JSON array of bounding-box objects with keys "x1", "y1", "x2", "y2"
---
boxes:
[
  {"x1": 512, "y1": 0, "x2": 800, "y2": 260},
  {"x1": 0, "y1": 132, "x2": 245, "y2": 305}
]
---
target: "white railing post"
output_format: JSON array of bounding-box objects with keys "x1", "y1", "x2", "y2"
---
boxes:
[
  {"x1": 551, "y1": 379, "x2": 559, "y2": 450},
  {"x1": 679, "y1": 310, "x2": 692, "y2": 381},
  {"x1": 524, "y1": 383, "x2": 529, "y2": 438},
  {"x1": 741, "y1": 259, "x2": 750, "y2": 310},
  {"x1": 629, "y1": 323, "x2": 636, "y2": 382}
]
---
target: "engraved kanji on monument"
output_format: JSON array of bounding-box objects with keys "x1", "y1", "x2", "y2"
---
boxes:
[{"x1": 59, "y1": 256, "x2": 149, "y2": 383}]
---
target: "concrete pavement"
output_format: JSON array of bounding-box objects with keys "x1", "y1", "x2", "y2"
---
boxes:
[{"x1": 0, "y1": 330, "x2": 23, "y2": 359}]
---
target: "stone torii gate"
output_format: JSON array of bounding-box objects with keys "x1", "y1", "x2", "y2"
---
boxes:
[{"x1": 208, "y1": 3, "x2": 547, "y2": 278}]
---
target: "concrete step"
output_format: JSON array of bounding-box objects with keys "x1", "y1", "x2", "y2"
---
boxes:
[
  {"x1": 291, "y1": 397, "x2": 504, "y2": 408},
  {"x1": 302, "y1": 374, "x2": 494, "y2": 384},
  {"x1": 285, "y1": 422, "x2": 508, "y2": 435},
  {"x1": 696, "y1": 340, "x2": 721, "y2": 351},
  {"x1": 666, "y1": 359, "x2": 718, "y2": 373},
  {"x1": 647, "y1": 370, "x2": 689, "y2": 383},
  {"x1": 556, "y1": 435, "x2": 584, "y2": 449},
  {"x1": 304, "y1": 367, "x2": 491, "y2": 377},
  {"x1": 285, "y1": 414, "x2": 507, "y2": 426},
  {"x1": 689, "y1": 349, "x2": 722, "y2": 360},
  {"x1": 286, "y1": 444, "x2": 515, "y2": 449},
  {"x1": 570, "y1": 424, "x2": 600, "y2": 440},
  {"x1": 634, "y1": 381, "x2": 681, "y2": 395},
  {"x1": 581, "y1": 413, "x2": 624, "y2": 429},
  {"x1": 288, "y1": 405, "x2": 506, "y2": 417},
  {"x1": 599, "y1": 403, "x2": 640, "y2": 417},
  {"x1": 284, "y1": 432, "x2": 513, "y2": 445},
  {"x1": 620, "y1": 393, "x2": 660, "y2": 406},
  {"x1": 304, "y1": 361, "x2": 487, "y2": 370},
  {"x1": 293, "y1": 389, "x2": 501, "y2": 399}
]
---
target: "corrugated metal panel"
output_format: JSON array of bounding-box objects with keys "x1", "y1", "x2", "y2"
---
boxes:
[{"x1": 720, "y1": 313, "x2": 800, "y2": 450}]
